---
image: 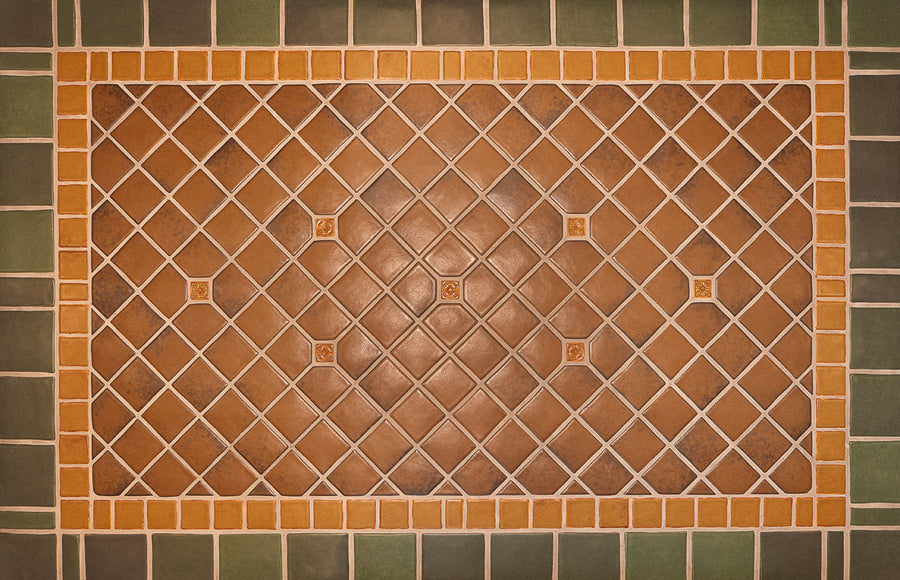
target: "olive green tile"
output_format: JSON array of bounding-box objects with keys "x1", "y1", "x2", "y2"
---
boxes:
[
  {"x1": 0, "y1": 444, "x2": 54, "y2": 507},
  {"x1": 849, "y1": 0, "x2": 900, "y2": 47},
  {"x1": 0, "y1": 277, "x2": 54, "y2": 306},
  {"x1": 0, "y1": 53, "x2": 52, "y2": 70},
  {"x1": 63, "y1": 535, "x2": 79, "y2": 580},
  {"x1": 851, "y1": 51, "x2": 900, "y2": 69},
  {"x1": 827, "y1": 531, "x2": 843, "y2": 580},
  {"x1": 85, "y1": 535, "x2": 146, "y2": 580},
  {"x1": 623, "y1": 0, "x2": 683, "y2": 46},
  {"x1": 850, "y1": 530, "x2": 900, "y2": 580},
  {"x1": 850, "y1": 208, "x2": 900, "y2": 268},
  {"x1": 851, "y1": 441, "x2": 900, "y2": 502},
  {"x1": 851, "y1": 507, "x2": 900, "y2": 525},
  {"x1": 58, "y1": 0, "x2": 75, "y2": 46},
  {"x1": 690, "y1": 0, "x2": 751, "y2": 46},
  {"x1": 758, "y1": 0, "x2": 818, "y2": 46},
  {"x1": 422, "y1": 0, "x2": 484, "y2": 46},
  {"x1": 354, "y1": 534, "x2": 415, "y2": 580},
  {"x1": 0, "y1": 0, "x2": 52, "y2": 47},
  {"x1": 851, "y1": 374, "x2": 900, "y2": 436},
  {"x1": 0, "y1": 210, "x2": 54, "y2": 273},
  {"x1": 81, "y1": 0, "x2": 143, "y2": 46},
  {"x1": 692, "y1": 532, "x2": 754, "y2": 580},
  {"x1": 220, "y1": 534, "x2": 281, "y2": 580},
  {"x1": 288, "y1": 534, "x2": 348, "y2": 580},
  {"x1": 217, "y1": 0, "x2": 280, "y2": 46},
  {"x1": 153, "y1": 534, "x2": 214, "y2": 580},
  {"x1": 422, "y1": 534, "x2": 483, "y2": 580},
  {"x1": 354, "y1": 0, "x2": 416, "y2": 46},
  {"x1": 559, "y1": 533, "x2": 619, "y2": 580},
  {"x1": 149, "y1": 0, "x2": 211, "y2": 46},
  {"x1": 850, "y1": 75, "x2": 900, "y2": 135},
  {"x1": 286, "y1": 0, "x2": 348, "y2": 45},
  {"x1": 556, "y1": 0, "x2": 616, "y2": 47},
  {"x1": 825, "y1": 0, "x2": 842, "y2": 45},
  {"x1": 0, "y1": 311, "x2": 54, "y2": 373},
  {"x1": 490, "y1": 0, "x2": 551, "y2": 46},
  {"x1": 0, "y1": 377, "x2": 54, "y2": 440},
  {"x1": 760, "y1": 532, "x2": 821, "y2": 580},
  {"x1": 850, "y1": 141, "x2": 900, "y2": 202},
  {"x1": 0, "y1": 510, "x2": 54, "y2": 529},
  {"x1": 625, "y1": 533, "x2": 686, "y2": 580},
  {"x1": 0, "y1": 76, "x2": 52, "y2": 138},
  {"x1": 491, "y1": 534, "x2": 552, "y2": 580},
  {"x1": 852, "y1": 274, "x2": 900, "y2": 303},
  {"x1": 0, "y1": 143, "x2": 52, "y2": 205},
  {"x1": 0, "y1": 533, "x2": 55, "y2": 578},
  {"x1": 851, "y1": 308, "x2": 900, "y2": 370}
]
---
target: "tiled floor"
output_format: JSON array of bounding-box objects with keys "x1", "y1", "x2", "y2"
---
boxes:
[{"x1": 89, "y1": 79, "x2": 816, "y2": 502}]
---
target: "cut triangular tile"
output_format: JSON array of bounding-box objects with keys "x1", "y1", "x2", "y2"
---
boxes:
[
  {"x1": 434, "y1": 481, "x2": 462, "y2": 495},
  {"x1": 372, "y1": 481, "x2": 399, "y2": 496},
  {"x1": 801, "y1": 433, "x2": 813, "y2": 454},
  {"x1": 188, "y1": 85, "x2": 213, "y2": 99},
  {"x1": 250, "y1": 84, "x2": 275, "y2": 98},
  {"x1": 92, "y1": 435, "x2": 105, "y2": 459},
  {"x1": 752, "y1": 83, "x2": 777, "y2": 98},
  {"x1": 689, "y1": 84, "x2": 715, "y2": 99},
  {"x1": 753, "y1": 480, "x2": 778, "y2": 494},
  {"x1": 626, "y1": 84, "x2": 652, "y2": 98},
  {"x1": 499, "y1": 481, "x2": 526, "y2": 495},
  {"x1": 250, "y1": 481, "x2": 274, "y2": 495},
  {"x1": 801, "y1": 369, "x2": 813, "y2": 392},
  {"x1": 626, "y1": 481, "x2": 651, "y2": 495},
  {"x1": 188, "y1": 481, "x2": 212, "y2": 495},
  {"x1": 688, "y1": 480, "x2": 715, "y2": 494},
  {"x1": 800, "y1": 121, "x2": 812, "y2": 144},
  {"x1": 437, "y1": 84, "x2": 463, "y2": 98},
  {"x1": 125, "y1": 84, "x2": 151, "y2": 98},
  {"x1": 91, "y1": 372, "x2": 104, "y2": 396},
  {"x1": 126, "y1": 482, "x2": 150, "y2": 496},
  {"x1": 313, "y1": 84, "x2": 340, "y2": 98},
  {"x1": 311, "y1": 481, "x2": 336, "y2": 496},
  {"x1": 91, "y1": 122, "x2": 104, "y2": 144},
  {"x1": 564, "y1": 84, "x2": 589, "y2": 98},
  {"x1": 563, "y1": 481, "x2": 589, "y2": 495},
  {"x1": 500, "y1": 84, "x2": 526, "y2": 99}
]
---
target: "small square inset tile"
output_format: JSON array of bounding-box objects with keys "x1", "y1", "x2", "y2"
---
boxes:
[
  {"x1": 315, "y1": 217, "x2": 336, "y2": 238},
  {"x1": 189, "y1": 280, "x2": 210, "y2": 301},
  {"x1": 315, "y1": 343, "x2": 335, "y2": 363},
  {"x1": 440, "y1": 280, "x2": 461, "y2": 300},
  {"x1": 693, "y1": 278, "x2": 714, "y2": 300},
  {"x1": 566, "y1": 216, "x2": 587, "y2": 237},
  {"x1": 565, "y1": 342, "x2": 586, "y2": 363}
]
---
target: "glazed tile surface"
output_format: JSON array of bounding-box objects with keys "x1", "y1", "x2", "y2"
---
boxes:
[{"x1": 89, "y1": 80, "x2": 814, "y2": 499}]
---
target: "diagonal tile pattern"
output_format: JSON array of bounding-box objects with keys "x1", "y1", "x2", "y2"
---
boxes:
[{"x1": 89, "y1": 81, "x2": 813, "y2": 498}]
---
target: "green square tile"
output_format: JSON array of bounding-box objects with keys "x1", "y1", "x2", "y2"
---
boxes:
[
  {"x1": 491, "y1": 534, "x2": 553, "y2": 580},
  {"x1": 354, "y1": 0, "x2": 417, "y2": 46},
  {"x1": 0, "y1": 210, "x2": 54, "y2": 272},
  {"x1": 217, "y1": 0, "x2": 280, "y2": 46},
  {"x1": 63, "y1": 535, "x2": 79, "y2": 580},
  {"x1": 851, "y1": 308, "x2": 900, "y2": 370},
  {"x1": 850, "y1": 141, "x2": 900, "y2": 202},
  {"x1": 0, "y1": 510, "x2": 54, "y2": 529},
  {"x1": 625, "y1": 533, "x2": 686, "y2": 580},
  {"x1": 850, "y1": 207, "x2": 900, "y2": 268},
  {"x1": 0, "y1": 377, "x2": 54, "y2": 440},
  {"x1": 0, "y1": 533, "x2": 55, "y2": 578},
  {"x1": 851, "y1": 441, "x2": 900, "y2": 502},
  {"x1": 559, "y1": 533, "x2": 619, "y2": 580},
  {"x1": 422, "y1": 534, "x2": 484, "y2": 580},
  {"x1": 149, "y1": 0, "x2": 211, "y2": 46},
  {"x1": 825, "y1": 0, "x2": 842, "y2": 45},
  {"x1": 0, "y1": 444, "x2": 55, "y2": 507},
  {"x1": 0, "y1": 143, "x2": 53, "y2": 205},
  {"x1": 760, "y1": 532, "x2": 821, "y2": 580},
  {"x1": 220, "y1": 534, "x2": 281, "y2": 580},
  {"x1": 850, "y1": 75, "x2": 900, "y2": 135},
  {"x1": 690, "y1": 0, "x2": 750, "y2": 46},
  {"x1": 0, "y1": 277, "x2": 54, "y2": 306},
  {"x1": 556, "y1": 0, "x2": 617, "y2": 47},
  {"x1": 693, "y1": 532, "x2": 754, "y2": 580},
  {"x1": 849, "y1": 0, "x2": 900, "y2": 47},
  {"x1": 153, "y1": 534, "x2": 213, "y2": 580},
  {"x1": 490, "y1": 0, "x2": 551, "y2": 46},
  {"x1": 623, "y1": 0, "x2": 684, "y2": 47},
  {"x1": 850, "y1": 530, "x2": 900, "y2": 580},
  {"x1": 850, "y1": 51, "x2": 900, "y2": 69},
  {"x1": 0, "y1": 76, "x2": 52, "y2": 138},
  {"x1": 0, "y1": 311, "x2": 54, "y2": 373},
  {"x1": 758, "y1": 0, "x2": 818, "y2": 45},
  {"x1": 0, "y1": 0, "x2": 52, "y2": 47},
  {"x1": 58, "y1": 0, "x2": 75, "y2": 46},
  {"x1": 81, "y1": 0, "x2": 143, "y2": 46},
  {"x1": 354, "y1": 534, "x2": 415, "y2": 580},
  {"x1": 286, "y1": 0, "x2": 349, "y2": 45},
  {"x1": 288, "y1": 534, "x2": 348, "y2": 580},
  {"x1": 827, "y1": 531, "x2": 843, "y2": 580},
  {"x1": 851, "y1": 374, "x2": 900, "y2": 436},
  {"x1": 851, "y1": 507, "x2": 900, "y2": 525},
  {"x1": 85, "y1": 535, "x2": 147, "y2": 580},
  {"x1": 0, "y1": 53, "x2": 52, "y2": 70},
  {"x1": 422, "y1": 0, "x2": 484, "y2": 46}
]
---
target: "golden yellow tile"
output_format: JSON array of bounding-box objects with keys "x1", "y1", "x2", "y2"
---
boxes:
[
  {"x1": 90, "y1": 52, "x2": 108, "y2": 81},
  {"x1": 59, "y1": 434, "x2": 89, "y2": 464},
  {"x1": 57, "y1": 52, "x2": 87, "y2": 82},
  {"x1": 794, "y1": 51, "x2": 812, "y2": 80},
  {"x1": 347, "y1": 500, "x2": 376, "y2": 529},
  {"x1": 466, "y1": 499, "x2": 495, "y2": 528},
  {"x1": 795, "y1": 497, "x2": 814, "y2": 526},
  {"x1": 817, "y1": 300, "x2": 846, "y2": 330},
  {"x1": 58, "y1": 119, "x2": 88, "y2": 149},
  {"x1": 93, "y1": 500, "x2": 111, "y2": 529},
  {"x1": 498, "y1": 51, "x2": 527, "y2": 80},
  {"x1": 596, "y1": 51, "x2": 626, "y2": 80},
  {"x1": 61, "y1": 500, "x2": 90, "y2": 529},
  {"x1": 531, "y1": 50, "x2": 561, "y2": 80},
  {"x1": 816, "y1": 430, "x2": 846, "y2": 461},
  {"x1": 815, "y1": 51, "x2": 844, "y2": 80},
  {"x1": 817, "y1": 280, "x2": 846, "y2": 298},
  {"x1": 816, "y1": 116, "x2": 845, "y2": 146},
  {"x1": 465, "y1": 51, "x2": 494, "y2": 80},
  {"x1": 816, "y1": 180, "x2": 846, "y2": 210},
  {"x1": 410, "y1": 51, "x2": 440, "y2": 80},
  {"x1": 345, "y1": 50, "x2": 375, "y2": 80},
  {"x1": 817, "y1": 398, "x2": 846, "y2": 428},
  {"x1": 59, "y1": 369, "x2": 89, "y2": 399},
  {"x1": 563, "y1": 51, "x2": 593, "y2": 80},
  {"x1": 817, "y1": 497, "x2": 846, "y2": 526},
  {"x1": 816, "y1": 365, "x2": 846, "y2": 396},
  {"x1": 817, "y1": 465, "x2": 846, "y2": 494},
  {"x1": 145, "y1": 51, "x2": 175, "y2": 81},
  {"x1": 412, "y1": 500, "x2": 441, "y2": 529},
  {"x1": 59, "y1": 251, "x2": 88, "y2": 280},
  {"x1": 147, "y1": 500, "x2": 177, "y2": 529},
  {"x1": 247, "y1": 500, "x2": 276, "y2": 529},
  {"x1": 443, "y1": 51, "x2": 461, "y2": 80},
  {"x1": 599, "y1": 499, "x2": 628, "y2": 527},
  {"x1": 245, "y1": 51, "x2": 276, "y2": 80},
  {"x1": 214, "y1": 500, "x2": 242, "y2": 529},
  {"x1": 816, "y1": 246, "x2": 845, "y2": 276},
  {"x1": 816, "y1": 84, "x2": 844, "y2": 113},
  {"x1": 629, "y1": 51, "x2": 658, "y2": 80},
  {"x1": 58, "y1": 218, "x2": 87, "y2": 248},
  {"x1": 59, "y1": 337, "x2": 88, "y2": 367},
  {"x1": 565, "y1": 498, "x2": 595, "y2": 528},
  {"x1": 379, "y1": 500, "x2": 408, "y2": 529},
  {"x1": 499, "y1": 499, "x2": 529, "y2": 528},
  {"x1": 816, "y1": 334, "x2": 846, "y2": 363},
  {"x1": 59, "y1": 304, "x2": 89, "y2": 334},
  {"x1": 728, "y1": 51, "x2": 757, "y2": 80},
  {"x1": 59, "y1": 401, "x2": 89, "y2": 431},
  {"x1": 664, "y1": 498, "x2": 694, "y2": 527},
  {"x1": 445, "y1": 499, "x2": 463, "y2": 528},
  {"x1": 763, "y1": 498, "x2": 792, "y2": 527},
  {"x1": 58, "y1": 152, "x2": 88, "y2": 182},
  {"x1": 57, "y1": 85, "x2": 88, "y2": 116},
  {"x1": 59, "y1": 467, "x2": 89, "y2": 496},
  {"x1": 114, "y1": 500, "x2": 144, "y2": 529},
  {"x1": 761, "y1": 50, "x2": 791, "y2": 79},
  {"x1": 281, "y1": 500, "x2": 310, "y2": 529},
  {"x1": 532, "y1": 499, "x2": 562, "y2": 528},
  {"x1": 181, "y1": 500, "x2": 210, "y2": 529},
  {"x1": 111, "y1": 52, "x2": 141, "y2": 81},
  {"x1": 661, "y1": 51, "x2": 690, "y2": 80},
  {"x1": 378, "y1": 51, "x2": 407, "y2": 80},
  {"x1": 632, "y1": 498, "x2": 662, "y2": 528},
  {"x1": 278, "y1": 51, "x2": 308, "y2": 80},
  {"x1": 313, "y1": 499, "x2": 342, "y2": 529},
  {"x1": 698, "y1": 498, "x2": 727, "y2": 527},
  {"x1": 730, "y1": 498, "x2": 760, "y2": 527},
  {"x1": 211, "y1": 51, "x2": 242, "y2": 81},
  {"x1": 695, "y1": 51, "x2": 724, "y2": 80},
  {"x1": 311, "y1": 50, "x2": 341, "y2": 80},
  {"x1": 178, "y1": 51, "x2": 208, "y2": 81}
]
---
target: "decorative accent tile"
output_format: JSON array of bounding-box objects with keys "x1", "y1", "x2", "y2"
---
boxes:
[
  {"x1": 564, "y1": 342, "x2": 586, "y2": 362},
  {"x1": 189, "y1": 280, "x2": 210, "y2": 301},
  {"x1": 440, "y1": 280, "x2": 461, "y2": 300},
  {"x1": 314, "y1": 343, "x2": 335, "y2": 363}
]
